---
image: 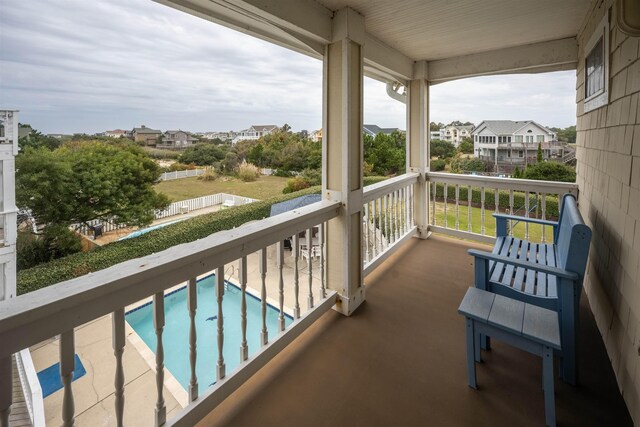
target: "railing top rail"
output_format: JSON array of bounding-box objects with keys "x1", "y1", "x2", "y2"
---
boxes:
[
  {"x1": 426, "y1": 172, "x2": 578, "y2": 194},
  {"x1": 0, "y1": 200, "x2": 340, "y2": 357},
  {"x1": 363, "y1": 172, "x2": 419, "y2": 203}
]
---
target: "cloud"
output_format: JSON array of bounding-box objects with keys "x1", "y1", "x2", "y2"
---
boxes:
[{"x1": 0, "y1": 0, "x2": 577, "y2": 134}]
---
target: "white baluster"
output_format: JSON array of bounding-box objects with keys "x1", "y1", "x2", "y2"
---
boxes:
[
  {"x1": 404, "y1": 187, "x2": 409, "y2": 234},
  {"x1": 293, "y1": 235, "x2": 301, "y2": 319},
  {"x1": 153, "y1": 293, "x2": 166, "y2": 426},
  {"x1": 444, "y1": 183, "x2": 448, "y2": 228},
  {"x1": 187, "y1": 278, "x2": 198, "y2": 400},
  {"x1": 216, "y1": 267, "x2": 226, "y2": 380},
  {"x1": 525, "y1": 191, "x2": 530, "y2": 240},
  {"x1": 276, "y1": 241, "x2": 286, "y2": 332},
  {"x1": 392, "y1": 191, "x2": 398, "y2": 242},
  {"x1": 112, "y1": 308, "x2": 125, "y2": 425},
  {"x1": 455, "y1": 184, "x2": 460, "y2": 230},
  {"x1": 432, "y1": 182, "x2": 437, "y2": 226},
  {"x1": 320, "y1": 222, "x2": 326, "y2": 299},
  {"x1": 541, "y1": 193, "x2": 548, "y2": 243},
  {"x1": 382, "y1": 195, "x2": 388, "y2": 242},
  {"x1": 480, "y1": 186, "x2": 486, "y2": 235},
  {"x1": 364, "y1": 202, "x2": 370, "y2": 263},
  {"x1": 60, "y1": 330, "x2": 76, "y2": 427},
  {"x1": 509, "y1": 189, "x2": 514, "y2": 236},
  {"x1": 0, "y1": 356, "x2": 11, "y2": 426},
  {"x1": 307, "y1": 228, "x2": 314, "y2": 309},
  {"x1": 467, "y1": 185, "x2": 472, "y2": 232},
  {"x1": 239, "y1": 257, "x2": 249, "y2": 360},
  {"x1": 371, "y1": 200, "x2": 378, "y2": 258},
  {"x1": 260, "y1": 249, "x2": 268, "y2": 346}
]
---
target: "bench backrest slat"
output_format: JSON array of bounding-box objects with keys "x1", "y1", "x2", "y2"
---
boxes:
[{"x1": 555, "y1": 194, "x2": 592, "y2": 286}]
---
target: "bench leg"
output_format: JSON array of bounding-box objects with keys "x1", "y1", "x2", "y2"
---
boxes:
[
  {"x1": 480, "y1": 335, "x2": 491, "y2": 351},
  {"x1": 466, "y1": 317, "x2": 478, "y2": 389},
  {"x1": 543, "y1": 345, "x2": 556, "y2": 427},
  {"x1": 474, "y1": 330, "x2": 481, "y2": 362}
]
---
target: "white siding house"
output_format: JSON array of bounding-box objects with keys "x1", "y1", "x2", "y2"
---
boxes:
[{"x1": 232, "y1": 125, "x2": 278, "y2": 144}]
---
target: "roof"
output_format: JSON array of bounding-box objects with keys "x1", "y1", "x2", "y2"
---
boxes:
[
  {"x1": 133, "y1": 126, "x2": 161, "y2": 134},
  {"x1": 251, "y1": 125, "x2": 278, "y2": 132},
  {"x1": 445, "y1": 125, "x2": 474, "y2": 131},
  {"x1": 270, "y1": 194, "x2": 322, "y2": 217},
  {"x1": 363, "y1": 124, "x2": 400, "y2": 136},
  {"x1": 473, "y1": 120, "x2": 554, "y2": 136}
]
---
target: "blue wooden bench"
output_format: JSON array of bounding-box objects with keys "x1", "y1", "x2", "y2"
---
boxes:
[
  {"x1": 458, "y1": 287, "x2": 561, "y2": 427},
  {"x1": 468, "y1": 194, "x2": 591, "y2": 385}
]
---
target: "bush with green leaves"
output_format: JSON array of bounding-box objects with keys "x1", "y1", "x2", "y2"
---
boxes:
[
  {"x1": 17, "y1": 225, "x2": 82, "y2": 271},
  {"x1": 431, "y1": 159, "x2": 446, "y2": 171},
  {"x1": 522, "y1": 162, "x2": 576, "y2": 182}
]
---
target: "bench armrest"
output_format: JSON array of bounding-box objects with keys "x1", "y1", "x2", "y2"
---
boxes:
[
  {"x1": 468, "y1": 249, "x2": 579, "y2": 281},
  {"x1": 493, "y1": 213, "x2": 558, "y2": 238}
]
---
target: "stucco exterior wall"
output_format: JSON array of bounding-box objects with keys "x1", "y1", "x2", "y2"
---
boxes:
[{"x1": 575, "y1": 0, "x2": 640, "y2": 422}]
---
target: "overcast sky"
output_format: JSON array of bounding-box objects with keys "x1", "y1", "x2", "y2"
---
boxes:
[{"x1": 0, "y1": 0, "x2": 577, "y2": 134}]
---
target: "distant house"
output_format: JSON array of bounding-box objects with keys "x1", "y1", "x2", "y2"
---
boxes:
[
  {"x1": 430, "y1": 129, "x2": 444, "y2": 140},
  {"x1": 232, "y1": 125, "x2": 278, "y2": 144},
  {"x1": 310, "y1": 129, "x2": 322, "y2": 142},
  {"x1": 104, "y1": 129, "x2": 128, "y2": 138},
  {"x1": 440, "y1": 125, "x2": 474, "y2": 147},
  {"x1": 363, "y1": 124, "x2": 401, "y2": 137},
  {"x1": 18, "y1": 124, "x2": 32, "y2": 139},
  {"x1": 157, "y1": 130, "x2": 199, "y2": 149},
  {"x1": 132, "y1": 125, "x2": 162, "y2": 145},
  {"x1": 472, "y1": 120, "x2": 566, "y2": 172}
]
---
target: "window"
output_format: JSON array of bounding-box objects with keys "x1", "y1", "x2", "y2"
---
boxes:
[
  {"x1": 507, "y1": 136, "x2": 512, "y2": 143},
  {"x1": 584, "y1": 14, "x2": 609, "y2": 112},
  {"x1": 536, "y1": 135, "x2": 544, "y2": 143},
  {"x1": 515, "y1": 135, "x2": 523, "y2": 143},
  {"x1": 519, "y1": 151, "x2": 524, "y2": 157},
  {"x1": 526, "y1": 135, "x2": 534, "y2": 143}
]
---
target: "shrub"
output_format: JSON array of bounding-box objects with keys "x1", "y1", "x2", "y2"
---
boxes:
[
  {"x1": 431, "y1": 159, "x2": 446, "y2": 171},
  {"x1": 142, "y1": 147, "x2": 181, "y2": 160},
  {"x1": 17, "y1": 225, "x2": 82, "y2": 271},
  {"x1": 273, "y1": 169, "x2": 294, "y2": 177},
  {"x1": 283, "y1": 176, "x2": 311, "y2": 193},
  {"x1": 17, "y1": 176, "x2": 391, "y2": 294},
  {"x1": 238, "y1": 162, "x2": 260, "y2": 182},
  {"x1": 198, "y1": 168, "x2": 218, "y2": 181},
  {"x1": 168, "y1": 162, "x2": 198, "y2": 171}
]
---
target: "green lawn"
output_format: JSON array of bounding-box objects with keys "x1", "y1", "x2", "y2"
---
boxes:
[
  {"x1": 433, "y1": 202, "x2": 555, "y2": 243},
  {"x1": 154, "y1": 175, "x2": 289, "y2": 201}
]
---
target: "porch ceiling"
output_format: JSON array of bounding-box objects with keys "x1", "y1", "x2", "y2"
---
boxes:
[{"x1": 318, "y1": 0, "x2": 592, "y2": 61}]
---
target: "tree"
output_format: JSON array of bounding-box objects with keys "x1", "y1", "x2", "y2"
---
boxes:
[
  {"x1": 18, "y1": 128, "x2": 62, "y2": 151},
  {"x1": 281, "y1": 123, "x2": 292, "y2": 133},
  {"x1": 179, "y1": 143, "x2": 226, "y2": 166},
  {"x1": 17, "y1": 141, "x2": 169, "y2": 228},
  {"x1": 459, "y1": 158, "x2": 486, "y2": 173},
  {"x1": 512, "y1": 166, "x2": 522, "y2": 178},
  {"x1": 431, "y1": 159, "x2": 446, "y2": 171},
  {"x1": 537, "y1": 142, "x2": 543, "y2": 163},
  {"x1": 458, "y1": 137, "x2": 474, "y2": 154},
  {"x1": 521, "y1": 162, "x2": 576, "y2": 182},
  {"x1": 363, "y1": 131, "x2": 405, "y2": 175},
  {"x1": 222, "y1": 152, "x2": 239, "y2": 173},
  {"x1": 430, "y1": 139, "x2": 456, "y2": 159},
  {"x1": 554, "y1": 126, "x2": 576, "y2": 144}
]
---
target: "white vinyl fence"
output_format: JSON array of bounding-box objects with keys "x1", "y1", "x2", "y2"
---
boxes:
[
  {"x1": 159, "y1": 168, "x2": 210, "y2": 181},
  {"x1": 75, "y1": 193, "x2": 257, "y2": 235}
]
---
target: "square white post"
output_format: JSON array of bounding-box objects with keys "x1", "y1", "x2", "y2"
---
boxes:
[
  {"x1": 322, "y1": 8, "x2": 365, "y2": 316},
  {"x1": 406, "y1": 62, "x2": 430, "y2": 238}
]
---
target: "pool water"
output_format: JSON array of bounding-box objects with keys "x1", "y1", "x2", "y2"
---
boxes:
[{"x1": 126, "y1": 275, "x2": 292, "y2": 390}]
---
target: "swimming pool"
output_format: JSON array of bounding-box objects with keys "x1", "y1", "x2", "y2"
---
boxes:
[
  {"x1": 118, "y1": 216, "x2": 192, "y2": 241},
  {"x1": 125, "y1": 275, "x2": 292, "y2": 390}
]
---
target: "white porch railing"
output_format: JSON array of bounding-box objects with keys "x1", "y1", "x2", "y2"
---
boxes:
[
  {"x1": 0, "y1": 200, "x2": 340, "y2": 426},
  {"x1": 426, "y1": 172, "x2": 578, "y2": 244},
  {"x1": 14, "y1": 349, "x2": 45, "y2": 426},
  {"x1": 363, "y1": 173, "x2": 419, "y2": 276}
]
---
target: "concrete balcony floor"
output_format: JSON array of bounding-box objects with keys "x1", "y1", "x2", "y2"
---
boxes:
[{"x1": 199, "y1": 235, "x2": 632, "y2": 427}]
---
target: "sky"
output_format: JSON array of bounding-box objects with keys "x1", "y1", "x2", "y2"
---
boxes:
[{"x1": 0, "y1": 0, "x2": 577, "y2": 134}]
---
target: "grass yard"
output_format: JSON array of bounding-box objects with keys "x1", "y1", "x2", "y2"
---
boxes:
[
  {"x1": 154, "y1": 175, "x2": 290, "y2": 201},
  {"x1": 432, "y1": 202, "x2": 555, "y2": 243}
]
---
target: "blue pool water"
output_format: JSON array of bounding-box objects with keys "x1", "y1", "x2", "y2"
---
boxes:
[
  {"x1": 126, "y1": 275, "x2": 292, "y2": 390},
  {"x1": 118, "y1": 216, "x2": 192, "y2": 241}
]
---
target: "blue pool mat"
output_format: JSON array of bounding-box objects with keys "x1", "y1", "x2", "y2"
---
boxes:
[{"x1": 37, "y1": 354, "x2": 86, "y2": 398}]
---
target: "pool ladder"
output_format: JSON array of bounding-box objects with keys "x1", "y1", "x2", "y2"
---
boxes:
[{"x1": 224, "y1": 265, "x2": 236, "y2": 292}]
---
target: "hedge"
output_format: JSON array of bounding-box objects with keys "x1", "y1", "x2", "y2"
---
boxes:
[
  {"x1": 432, "y1": 183, "x2": 561, "y2": 218},
  {"x1": 18, "y1": 176, "x2": 390, "y2": 294}
]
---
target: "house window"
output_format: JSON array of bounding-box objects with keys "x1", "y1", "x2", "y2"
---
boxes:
[
  {"x1": 584, "y1": 14, "x2": 609, "y2": 112},
  {"x1": 515, "y1": 135, "x2": 523, "y2": 143},
  {"x1": 519, "y1": 151, "x2": 524, "y2": 157},
  {"x1": 507, "y1": 136, "x2": 512, "y2": 143},
  {"x1": 536, "y1": 135, "x2": 544, "y2": 143}
]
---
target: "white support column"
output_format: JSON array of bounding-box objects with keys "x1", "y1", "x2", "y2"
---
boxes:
[
  {"x1": 0, "y1": 110, "x2": 18, "y2": 302},
  {"x1": 406, "y1": 61, "x2": 430, "y2": 239},
  {"x1": 322, "y1": 7, "x2": 365, "y2": 316}
]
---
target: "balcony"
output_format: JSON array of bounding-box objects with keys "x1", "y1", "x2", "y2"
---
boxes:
[{"x1": 0, "y1": 173, "x2": 632, "y2": 426}]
